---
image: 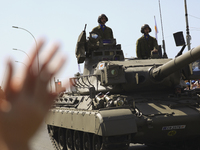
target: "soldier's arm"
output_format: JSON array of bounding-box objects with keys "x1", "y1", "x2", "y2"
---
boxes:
[
  {"x1": 153, "y1": 38, "x2": 159, "y2": 50},
  {"x1": 136, "y1": 40, "x2": 142, "y2": 58},
  {"x1": 110, "y1": 28, "x2": 114, "y2": 39},
  {"x1": 92, "y1": 27, "x2": 95, "y2": 32}
]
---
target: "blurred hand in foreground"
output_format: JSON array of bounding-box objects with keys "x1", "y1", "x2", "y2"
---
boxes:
[{"x1": 0, "y1": 39, "x2": 66, "y2": 150}]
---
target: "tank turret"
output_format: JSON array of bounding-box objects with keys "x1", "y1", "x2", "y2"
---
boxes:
[{"x1": 73, "y1": 39, "x2": 200, "y2": 94}]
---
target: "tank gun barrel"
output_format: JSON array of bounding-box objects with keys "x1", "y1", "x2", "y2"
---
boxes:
[{"x1": 151, "y1": 45, "x2": 200, "y2": 80}]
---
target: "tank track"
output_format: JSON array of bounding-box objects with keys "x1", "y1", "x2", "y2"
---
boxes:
[
  {"x1": 47, "y1": 125, "x2": 130, "y2": 150},
  {"x1": 47, "y1": 125, "x2": 62, "y2": 150}
]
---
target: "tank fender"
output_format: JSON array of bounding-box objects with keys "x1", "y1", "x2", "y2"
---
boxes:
[
  {"x1": 95, "y1": 108, "x2": 137, "y2": 136},
  {"x1": 45, "y1": 108, "x2": 137, "y2": 136},
  {"x1": 46, "y1": 109, "x2": 97, "y2": 133}
]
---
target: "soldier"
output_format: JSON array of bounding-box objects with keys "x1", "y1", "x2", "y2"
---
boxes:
[
  {"x1": 136, "y1": 24, "x2": 159, "y2": 59},
  {"x1": 91, "y1": 14, "x2": 114, "y2": 40}
]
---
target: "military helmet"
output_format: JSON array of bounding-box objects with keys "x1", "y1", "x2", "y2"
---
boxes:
[
  {"x1": 141, "y1": 24, "x2": 152, "y2": 33},
  {"x1": 98, "y1": 14, "x2": 108, "y2": 23}
]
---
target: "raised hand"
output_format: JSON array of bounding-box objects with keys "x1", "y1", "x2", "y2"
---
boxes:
[{"x1": 0, "y1": 39, "x2": 66, "y2": 150}]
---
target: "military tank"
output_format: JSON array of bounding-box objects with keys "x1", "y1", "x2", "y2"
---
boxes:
[{"x1": 45, "y1": 26, "x2": 200, "y2": 150}]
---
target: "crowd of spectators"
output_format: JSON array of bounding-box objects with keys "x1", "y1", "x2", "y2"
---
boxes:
[{"x1": 184, "y1": 80, "x2": 200, "y2": 90}]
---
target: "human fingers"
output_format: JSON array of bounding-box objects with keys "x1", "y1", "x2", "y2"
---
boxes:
[
  {"x1": 4, "y1": 60, "x2": 15, "y2": 102},
  {"x1": 56, "y1": 78, "x2": 71, "y2": 94},
  {"x1": 33, "y1": 44, "x2": 66, "y2": 104},
  {"x1": 34, "y1": 56, "x2": 66, "y2": 99},
  {"x1": 39, "y1": 43, "x2": 60, "y2": 72},
  {"x1": 37, "y1": 42, "x2": 66, "y2": 85},
  {"x1": 21, "y1": 39, "x2": 45, "y2": 93},
  {"x1": 0, "y1": 99, "x2": 12, "y2": 113},
  {"x1": 43, "y1": 81, "x2": 70, "y2": 112},
  {"x1": 26, "y1": 39, "x2": 45, "y2": 72},
  {"x1": 48, "y1": 56, "x2": 66, "y2": 80},
  {"x1": 42, "y1": 80, "x2": 71, "y2": 113}
]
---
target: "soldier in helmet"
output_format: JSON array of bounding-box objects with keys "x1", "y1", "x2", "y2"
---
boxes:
[
  {"x1": 136, "y1": 24, "x2": 158, "y2": 59},
  {"x1": 91, "y1": 14, "x2": 114, "y2": 40}
]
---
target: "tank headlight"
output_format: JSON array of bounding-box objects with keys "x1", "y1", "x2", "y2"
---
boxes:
[
  {"x1": 114, "y1": 98, "x2": 124, "y2": 106},
  {"x1": 110, "y1": 69, "x2": 118, "y2": 76},
  {"x1": 117, "y1": 99, "x2": 124, "y2": 106}
]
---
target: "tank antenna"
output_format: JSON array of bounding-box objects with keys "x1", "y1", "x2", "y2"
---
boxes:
[
  {"x1": 184, "y1": 0, "x2": 191, "y2": 51},
  {"x1": 84, "y1": 24, "x2": 87, "y2": 31},
  {"x1": 158, "y1": 0, "x2": 168, "y2": 58}
]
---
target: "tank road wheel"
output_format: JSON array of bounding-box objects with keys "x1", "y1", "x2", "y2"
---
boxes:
[
  {"x1": 58, "y1": 128, "x2": 66, "y2": 150},
  {"x1": 83, "y1": 132, "x2": 92, "y2": 150},
  {"x1": 66, "y1": 129, "x2": 74, "y2": 150},
  {"x1": 92, "y1": 134, "x2": 102, "y2": 150},
  {"x1": 73, "y1": 131, "x2": 82, "y2": 150}
]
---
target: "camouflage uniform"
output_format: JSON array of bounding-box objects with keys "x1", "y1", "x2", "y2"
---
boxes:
[
  {"x1": 136, "y1": 35, "x2": 158, "y2": 59},
  {"x1": 92, "y1": 25, "x2": 113, "y2": 39}
]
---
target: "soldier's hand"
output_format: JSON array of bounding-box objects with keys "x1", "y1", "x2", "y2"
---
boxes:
[
  {"x1": 152, "y1": 49, "x2": 158, "y2": 53},
  {"x1": 0, "y1": 39, "x2": 66, "y2": 150}
]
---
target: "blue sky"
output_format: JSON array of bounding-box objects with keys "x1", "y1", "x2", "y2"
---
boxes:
[{"x1": 0, "y1": 0, "x2": 200, "y2": 89}]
